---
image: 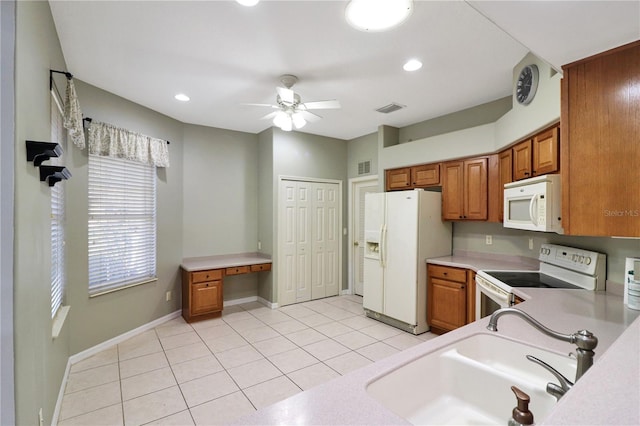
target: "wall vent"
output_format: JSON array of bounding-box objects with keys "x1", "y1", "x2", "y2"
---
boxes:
[
  {"x1": 375, "y1": 103, "x2": 405, "y2": 114},
  {"x1": 358, "y1": 160, "x2": 371, "y2": 175}
]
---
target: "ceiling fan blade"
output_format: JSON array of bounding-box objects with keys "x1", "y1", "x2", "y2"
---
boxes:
[
  {"x1": 299, "y1": 110, "x2": 322, "y2": 122},
  {"x1": 301, "y1": 100, "x2": 341, "y2": 110},
  {"x1": 260, "y1": 111, "x2": 279, "y2": 120},
  {"x1": 276, "y1": 86, "x2": 295, "y2": 104},
  {"x1": 241, "y1": 103, "x2": 278, "y2": 108}
]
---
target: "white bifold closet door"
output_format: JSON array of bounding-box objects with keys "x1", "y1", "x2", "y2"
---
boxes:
[{"x1": 279, "y1": 179, "x2": 340, "y2": 306}]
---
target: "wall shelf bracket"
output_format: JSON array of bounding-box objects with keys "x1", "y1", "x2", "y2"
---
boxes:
[
  {"x1": 39, "y1": 166, "x2": 72, "y2": 187},
  {"x1": 26, "y1": 140, "x2": 63, "y2": 166}
]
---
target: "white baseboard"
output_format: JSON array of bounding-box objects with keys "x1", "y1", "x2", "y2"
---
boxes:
[
  {"x1": 53, "y1": 310, "x2": 181, "y2": 425},
  {"x1": 258, "y1": 296, "x2": 278, "y2": 309},
  {"x1": 341, "y1": 288, "x2": 353, "y2": 295},
  {"x1": 223, "y1": 295, "x2": 258, "y2": 307}
]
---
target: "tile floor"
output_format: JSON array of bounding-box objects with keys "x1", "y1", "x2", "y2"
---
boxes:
[{"x1": 58, "y1": 295, "x2": 438, "y2": 426}]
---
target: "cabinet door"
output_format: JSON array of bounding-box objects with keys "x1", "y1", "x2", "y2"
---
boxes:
[
  {"x1": 532, "y1": 126, "x2": 559, "y2": 176},
  {"x1": 562, "y1": 41, "x2": 640, "y2": 237},
  {"x1": 466, "y1": 271, "x2": 476, "y2": 325},
  {"x1": 385, "y1": 168, "x2": 412, "y2": 191},
  {"x1": 513, "y1": 139, "x2": 532, "y2": 180},
  {"x1": 498, "y1": 150, "x2": 513, "y2": 222},
  {"x1": 412, "y1": 164, "x2": 440, "y2": 187},
  {"x1": 442, "y1": 161, "x2": 464, "y2": 220},
  {"x1": 429, "y1": 278, "x2": 467, "y2": 331},
  {"x1": 463, "y1": 157, "x2": 488, "y2": 220},
  {"x1": 191, "y1": 281, "x2": 222, "y2": 315}
]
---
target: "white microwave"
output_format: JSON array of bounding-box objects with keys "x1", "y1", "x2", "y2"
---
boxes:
[{"x1": 503, "y1": 174, "x2": 563, "y2": 233}]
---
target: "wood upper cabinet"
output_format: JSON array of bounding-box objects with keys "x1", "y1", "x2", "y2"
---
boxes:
[
  {"x1": 427, "y1": 264, "x2": 468, "y2": 334},
  {"x1": 561, "y1": 40, "x2": 640, "y2": 237},
  {"x1": 385, "y1": 167, "x2": 412, "y2": 191},
  {"x1": 532, "y1": 126, "x2": 560, "y2": 176},
  {"x1": 442, "y1": 157, "x2": 488, "y2": 220},
  {"x1": 497, "y1": 150, "x2": 513, "y2": 222},
  {"x1": 512, "y1": 125, "x2": 560, "y2": 181},
  {"x1": 412, "y1": 163, "x2": 440, "y2": 187},
  {"x1": 385, "y1": 164, "x2": 440, "y2": 191}
]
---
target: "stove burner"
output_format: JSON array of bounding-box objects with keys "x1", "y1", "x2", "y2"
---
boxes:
[{"x1": 483, "y1": 271, "x2": 581, "y2": 289}]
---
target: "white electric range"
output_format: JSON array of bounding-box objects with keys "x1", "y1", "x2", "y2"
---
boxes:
[{"x1": 475, "y1": 243, "x2": 606, "y2": 320}]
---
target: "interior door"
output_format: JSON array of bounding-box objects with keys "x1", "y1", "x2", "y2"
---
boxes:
[
  {"x1": 352, "y1": 178, "x2": 378, "y2": 296},
  {"x1": 312, "y1": 182, "x2": 340, "y2": 299},
  {"x1": 279, "y1": 180, "x2": 298, "y2": 306},
  {"x1": 295, "y1": 182, "x2": 312, "y2": 302}
]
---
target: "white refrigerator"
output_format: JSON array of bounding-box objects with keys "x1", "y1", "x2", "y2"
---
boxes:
[{"x1": 363, "y1": 189, "x2": 452, "y2": 334}]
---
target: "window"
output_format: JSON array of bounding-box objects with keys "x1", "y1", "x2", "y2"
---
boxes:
[
  {"x1": 50, "y1": 93, "x2": 66, "y2": 318},
  {"x1": 88, "y1": 155, "x2": 157, "y2": 295}
]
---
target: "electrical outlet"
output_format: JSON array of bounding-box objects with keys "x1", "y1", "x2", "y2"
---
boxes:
[
  {"x1": 166, "y1": 291, "x2": 172, "y2": 301},
  {"x1": 529, "y1": 237, "x2": 534, "y2": 250},
  {"x1": 257, "y1": 241, "x2": 261, "y2": 250},
  {"x1": 485, "y1": 235, "x2": 493, "y2": 245}
]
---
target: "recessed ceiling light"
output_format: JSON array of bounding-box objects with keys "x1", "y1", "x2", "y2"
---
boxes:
[
  {"x1": 345, "y1": 0, "x2": 413, "y2": 32},
  {"x1": 174, "y1": 94, "x2": 190, "y2": 102},
  {"x1": 403, "y1": 59, "x2": 423, "y2": 72},
  {"x1": 236, "y1": 0, "x2": 259, "y2": 6}
]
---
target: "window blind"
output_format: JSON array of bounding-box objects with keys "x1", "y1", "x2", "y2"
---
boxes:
[
  {"x1": 88, "y1": 155, "x2": 157, "y2": 295},
  {"x1": 51, "y1": 93, "x2": 66, "y2": 317}
]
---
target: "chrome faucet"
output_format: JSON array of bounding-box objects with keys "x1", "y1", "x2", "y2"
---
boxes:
[{"x1": 487, "y1": 307, "x2": 598, "y2": 383}]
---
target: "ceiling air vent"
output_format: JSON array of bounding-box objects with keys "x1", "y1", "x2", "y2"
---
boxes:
[
  {"x1": 376, "y1": 102, "x2": 405, "y2": 114},
  {"x1": 358, "y1": 160, "x2": 371, "y2": 175}
]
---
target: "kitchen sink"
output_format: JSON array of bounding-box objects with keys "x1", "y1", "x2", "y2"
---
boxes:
[{"x1": 366, "y1": 333, "x2": 577, "y2": 425}]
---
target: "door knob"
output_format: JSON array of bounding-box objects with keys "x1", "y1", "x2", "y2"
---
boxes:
[{"x1": 354, "y1": 241, "x2": 359, "y2": 246}]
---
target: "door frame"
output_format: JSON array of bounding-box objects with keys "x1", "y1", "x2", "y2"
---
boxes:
[
  {"x1": 276, "y1": 175, "x2": 343, "y2": 306},
  {"x1": 347, "y1": 175, "x2": 378, "y2": 295}
]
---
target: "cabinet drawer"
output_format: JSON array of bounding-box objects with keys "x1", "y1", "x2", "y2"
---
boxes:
[
  {"x1": 428, "y1": 264, "x2": 467, "y2": 283},
  {"x1": 191, "y1": 269, "x2": 223, "y2": 283},
  {"x1": 250, "y1": 263, "x2": 272, "y2": 272},
  {"x1": 226, "y1": 266, "x2": 250, "y2": 275}
]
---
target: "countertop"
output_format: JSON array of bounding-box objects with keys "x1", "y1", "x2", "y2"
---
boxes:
[
  {"x1": 426, "y1": 250, "x2": 540, "y2": 272},
  {"x1": 181, "y1": 252, "x2": 271, "y2": 272},
  {"x1": 230, "y1": 253, "x2": 640, "y2": 425}
]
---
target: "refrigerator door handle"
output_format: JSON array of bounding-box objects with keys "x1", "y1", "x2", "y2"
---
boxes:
[{"x1": 380, "y1": 224, "x2": 387, "y2": 268}]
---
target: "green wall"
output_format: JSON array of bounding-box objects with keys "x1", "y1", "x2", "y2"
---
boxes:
[
  {"x1": 67, "y1": 80, "x2": 184, "y2": 354},
  {"x1": 13, "y1": 2, "x2": 70, "y2": 424}
]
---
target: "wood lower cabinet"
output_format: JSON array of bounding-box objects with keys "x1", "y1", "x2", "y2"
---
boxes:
[
  {"x1": 442, "y1": 157, "x2": 488, "y2": 220},
  {"x1": 182, "y1": 268, "x2": 223, "y2": 322},
  {"x1": 427, "y1": 264, "x2": 475, "y2": 334},
  {"x1": 182, "y1": 261, "x2": 272, "y2": 322},
  {"x1": 561, "y1": 40, "x2": 640, "y2": 237}
]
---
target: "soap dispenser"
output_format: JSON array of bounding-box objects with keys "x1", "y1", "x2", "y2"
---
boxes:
[{"x1": 508, "y1": 386, "x2": 534, "y2": 426}]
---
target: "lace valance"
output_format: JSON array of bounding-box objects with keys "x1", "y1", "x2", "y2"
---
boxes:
[
  {"x1": 63, "y1": 78, "x2": 86, "y2": 149},
  {"x1": 87, "y1": 121, "x2": 170, "y2": 168}
]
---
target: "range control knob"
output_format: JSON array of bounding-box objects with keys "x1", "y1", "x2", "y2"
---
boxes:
[{"x1": 585, "y1": 257, "x2": 592, "y2": 265}]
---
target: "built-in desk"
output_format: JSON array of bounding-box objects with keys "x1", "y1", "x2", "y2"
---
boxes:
[{"x1": 180, "y1": 253, "x2": 272, "y2": 323}]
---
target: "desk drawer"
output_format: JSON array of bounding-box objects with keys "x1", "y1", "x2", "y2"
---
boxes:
[
  {"x1": 191, "y1": 269, "x2": 223, "y2": 283},
  {"x1": 226, "y1": 266, "x2": 250, "y2": 275},
  {"x1": 250, "y1": 263, "x2": 272, "y2": 272}
]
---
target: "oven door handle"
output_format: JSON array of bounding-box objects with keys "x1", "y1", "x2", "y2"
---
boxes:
[{"x1": 476, "y1": 278, "x2": 511, "y2": 305}]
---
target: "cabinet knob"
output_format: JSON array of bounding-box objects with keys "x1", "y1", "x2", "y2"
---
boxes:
[
  {"x1": 406, "y1": 183, "x2": 410, "y2": 186},
  {"x1": 524, "y1": 172, "x2": 530, "y2": 176},
  {"x1": 443, "y1": 272, "x2": 448, "y2": 276},
  {"x1": 459, "y1": 215, "x2": 463, "y2": 219}
]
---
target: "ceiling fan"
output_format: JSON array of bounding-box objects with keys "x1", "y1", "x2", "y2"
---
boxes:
[{"x1": 247, "y1": 75, "x2": 341, "y2": 131}]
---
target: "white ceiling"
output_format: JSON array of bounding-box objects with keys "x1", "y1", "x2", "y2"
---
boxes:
[{"x1": 49, "y1": 1, "x2": 639, "y2": 141}]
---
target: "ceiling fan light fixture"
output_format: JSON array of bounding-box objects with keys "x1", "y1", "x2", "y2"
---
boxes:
[
  {"x1": 292, "y1": 112, "x2": 306, "y2": 129},
  {"x1": 345, "y1": 0, "x2": 413, "y2": 32},
  {"x1": 273, "y1": 111, "x2": 294, "y2": 132}
]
